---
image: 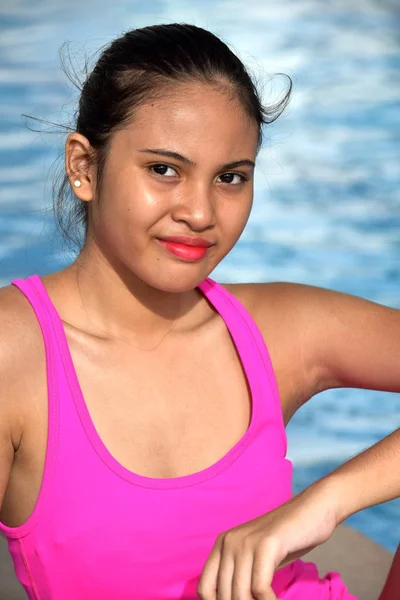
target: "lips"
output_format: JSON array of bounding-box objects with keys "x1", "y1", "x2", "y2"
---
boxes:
[{"x1": 156, "y1": 238, "x2": 212, "y2": 261}]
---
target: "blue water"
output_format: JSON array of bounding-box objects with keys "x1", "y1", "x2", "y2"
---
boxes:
[{"x1": 0, "y1": 1, "x2": 399, "y2": 551}]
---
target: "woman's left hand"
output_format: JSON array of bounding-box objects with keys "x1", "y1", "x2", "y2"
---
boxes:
[{"x1": 196, "y1": 479, "x2": 339, "y2": 600}]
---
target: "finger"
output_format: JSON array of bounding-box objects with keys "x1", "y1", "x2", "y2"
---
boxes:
[
  {"x1": 197, "y1": 536, "x2": 224, "y2": 600},
  {"x1": 217, "y1": 548, "x2": 235, "y2": 600},
  {"x1": 230, "y1": 549, "x2": 254, "y2": 600},
  {"x1": 250, "y1": 546, "x2": 278, "y2": 600}
]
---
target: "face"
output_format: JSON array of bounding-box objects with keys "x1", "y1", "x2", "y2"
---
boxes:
[{"x1": 69, "y1": 82, "x2": 259, "y2": 293}]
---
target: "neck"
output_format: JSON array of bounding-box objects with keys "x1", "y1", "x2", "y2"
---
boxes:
[{"x1": 62, "y1": 246, "x2": 199, "y2": 346}]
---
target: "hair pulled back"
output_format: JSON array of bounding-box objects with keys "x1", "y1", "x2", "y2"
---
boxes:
[{"x1": 53, "y1": 23, "x2": 292, "y2": 251}]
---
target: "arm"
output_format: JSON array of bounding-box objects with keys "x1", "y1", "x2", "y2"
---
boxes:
[
  {"x1": 303, "y1": 286, "x2": 400, "y2": 395},
  {"x1": 0, "y1": 381, "x2": 16, "y2": 524},
  {"x1": 198, "y1": 431, "x2": 400, "y2": 600},
  {"x1": 0, "y1": 423, "x2": 14, "y2": 520},
  {"x1": 321, "y1": 427, "x2": 400, "y2": 522},
  {"x1": 254, "y1": 282, "x2": 400, "y2": 505},
  {"x1": 0, "y1": 286, "x2": 26, "y2": 522},
  {"x1": 246, "y1": 281, "x2": 400, "y2": 396}
]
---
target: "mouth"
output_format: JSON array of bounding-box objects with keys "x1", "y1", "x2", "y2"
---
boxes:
[{"x1": 156, "y1": 238, "x2": 213, "y2": 262}]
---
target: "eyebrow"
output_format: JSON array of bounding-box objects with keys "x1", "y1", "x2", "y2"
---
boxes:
[{"x1": 137, "y1": 148, "x2": 256, "y2": 170}]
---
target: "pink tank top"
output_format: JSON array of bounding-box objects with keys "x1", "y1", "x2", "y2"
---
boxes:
[{"x1": 0, "y1": 274, "x2": 357, "y2": 600}]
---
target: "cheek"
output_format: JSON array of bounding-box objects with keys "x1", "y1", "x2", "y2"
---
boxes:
[
  {"x1": 218, "y1": 193, "x2": 253, "y2": 241},
  {"x1": 97, "y1": 178, "x2": 164, "y2": 240}
]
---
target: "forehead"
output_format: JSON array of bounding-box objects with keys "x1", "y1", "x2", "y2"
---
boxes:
[{"x1": 116, "y1": 82, "x2": 259, "y2": 159}]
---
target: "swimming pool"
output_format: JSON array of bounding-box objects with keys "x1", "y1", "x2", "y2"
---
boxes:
[{"x1": 0, "y1": 0, "x2": 399, "y2": 551}]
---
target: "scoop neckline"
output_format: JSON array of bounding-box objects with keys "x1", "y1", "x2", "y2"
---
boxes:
[{"x1": 31, "y1": 274, "x2": 261, "y2": 489}]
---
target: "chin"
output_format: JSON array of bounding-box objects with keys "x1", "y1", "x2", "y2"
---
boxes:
[{"x1": 144, "y1": 268, "x2": 212, "y2": 294}]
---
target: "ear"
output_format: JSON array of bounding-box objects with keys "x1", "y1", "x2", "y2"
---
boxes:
[{"x1": 65, "y1": 133, "x2": 97, "y2": 202}]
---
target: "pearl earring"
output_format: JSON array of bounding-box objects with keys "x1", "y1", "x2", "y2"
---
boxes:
[{"x1": 73, "y1": 180, "x2": 81, "y2": 188}]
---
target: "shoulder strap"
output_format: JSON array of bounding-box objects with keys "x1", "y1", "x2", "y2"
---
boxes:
[{"x1": 202, "y1": 277, "x2": 288, "y2": 454}]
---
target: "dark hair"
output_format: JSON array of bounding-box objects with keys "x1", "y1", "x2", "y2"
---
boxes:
[{"x1": 44, "y1": 23, "x2": 292, "y2": 251}]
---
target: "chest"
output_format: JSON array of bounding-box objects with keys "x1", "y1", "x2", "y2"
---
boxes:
[
  {"x1": 72, "y1": 325, "x2": 253, "y2": 478},
  {"x1": 1, "y1": 317, "x2": 252, "y2": 527}
]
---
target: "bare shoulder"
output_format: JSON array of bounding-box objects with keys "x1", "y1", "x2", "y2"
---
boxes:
[
  {"x1": 0, "y1": 283, "x2": 45, "y2": 447},
  {"x1": 219, "y1": 280, "x2": 323, "y2": 358},
  {"x1": 219, "y1": 279, "x2": 391, "y2": 331},
  {"x1": 220, "y1": 280, "x2": 315, "y2": 312},
  {"x1": 219, "y1": 280, "x2": 330, "y2": 334}
]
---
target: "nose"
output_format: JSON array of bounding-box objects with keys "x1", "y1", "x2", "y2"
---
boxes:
[{"x1": 170, "y1": 180, "x2": 216, "y2": 231}]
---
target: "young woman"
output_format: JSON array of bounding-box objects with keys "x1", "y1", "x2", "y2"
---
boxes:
[{"x1": 0, "y1": 23, "x2": 398, "y2": 600}]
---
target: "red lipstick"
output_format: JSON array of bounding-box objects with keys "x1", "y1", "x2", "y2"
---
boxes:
[{"x1": 156, "y1": 236, "x2": 214, "y2": 262}]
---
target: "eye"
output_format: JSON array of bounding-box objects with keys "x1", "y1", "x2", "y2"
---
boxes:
[
  {"x1": 149, "y1": 164, "x2": 178, "y2": 177},
  {"x1": 217, "y1": 172, "x2": 248, "y2": 185}
]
